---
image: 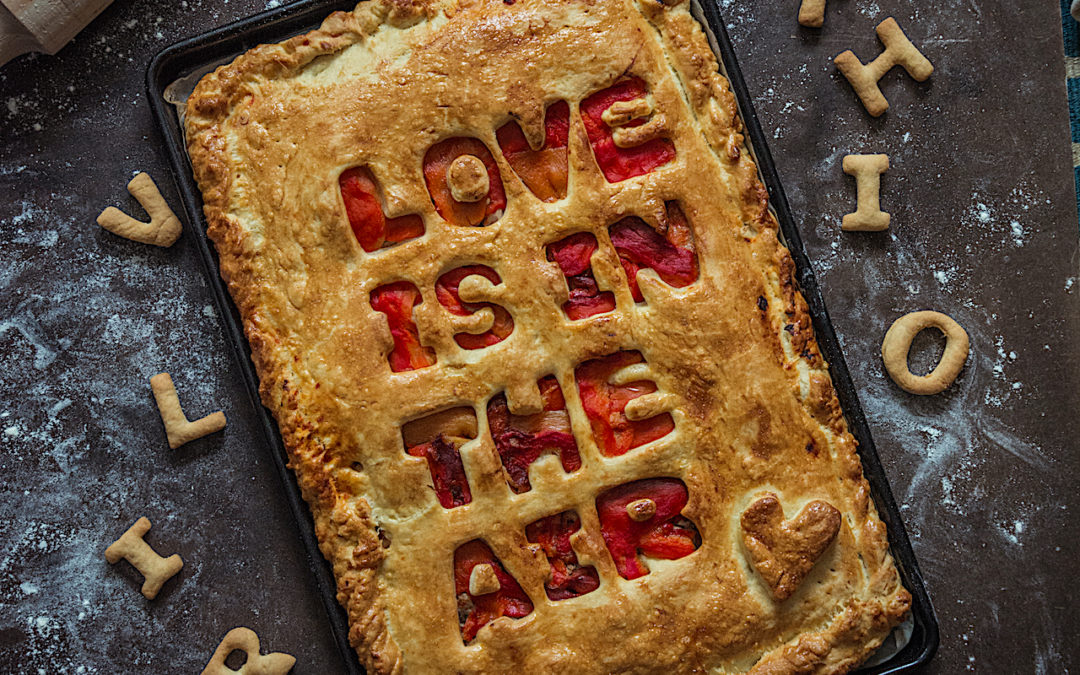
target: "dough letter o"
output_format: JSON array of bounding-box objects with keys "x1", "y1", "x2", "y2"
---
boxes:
[{"x1": 881, "y1": 311, "x2": 969, "y2": 395}]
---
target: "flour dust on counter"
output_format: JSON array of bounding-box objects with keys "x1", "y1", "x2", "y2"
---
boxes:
[{"x1": 1, "y1": 0, "x2": 1078, "y2": 672}]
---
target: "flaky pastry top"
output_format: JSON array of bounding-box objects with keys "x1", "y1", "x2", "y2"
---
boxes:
[{"x1": 185, "y1": 1, "x2": 911, "y2": 673}]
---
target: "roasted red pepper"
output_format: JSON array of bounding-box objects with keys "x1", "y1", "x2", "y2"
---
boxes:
[
  {"x1": 423, "y1": 138, "x2": 506, "y2": 227},
  {"x1": 575, "y1": 351, "x2": 673, "y2": 457},
  {"x1": 580, "y1": 78, "x2": 675, "y2": 183},
  {"x1": 488, "y1": 376, "x2": 580, "y2": 493},
  {"x1": 546, "y1": 232, "x2": 616, "y2": 320},
  {"x1": 525, "y1": 511, "x2": 600, "y2": 600},
  {"x1": 454, "y1": 540, "x2": 533, "y2": 642},
  {"x1": 597, "y1": 478, "x2": 699, "y2": 580},
  {"x1": 370, "y1": 281, "x2": 437, "y2": 372},
  {"x1": 496, "y1": 101, "x2": 570, "y2": 202},
  {"x1": 339, "y1": 166, "x2": 424, "y2": 251},
  {"x1": 406, "y1": 435, "x2": 472, "y2": 509},
  {"x1": 609, "y1": 203, "x2": 698, "y2": 302},
  {"x1": 435, "y1": 265, "x2": 514, "y2": 349}
]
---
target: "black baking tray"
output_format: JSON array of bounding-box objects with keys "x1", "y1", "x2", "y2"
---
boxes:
[{"x1": 146, "y1": 2, "x2": 939, "y2": 673}]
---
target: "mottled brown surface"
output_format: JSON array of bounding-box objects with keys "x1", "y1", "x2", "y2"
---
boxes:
[
  {"x1": 183, "y1": 0, "x2": 908, "y2": 670},
  {"x1": 0, "y1": 0, "x2": 1076, "y2": 673}
]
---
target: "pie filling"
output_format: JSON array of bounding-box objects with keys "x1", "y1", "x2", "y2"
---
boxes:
[
  {"x1": 339, "y1": 166, "x2": 425, "y2": 252},
  {"x1": 525, "y1": 511, "x2": 600, "y2": 600},
  {"x1": 575, "y1": 351, "x2": 674, "y2": 456},
  {"x1": 609, "y1": 202, "x2": 698, "y2": 302},
  {"x1": 423, "y1": 138, "x2": 507, "y2": 227},
  {"x1": 546, "y1": 232, "x2": 617, "y2": 320},
  {"x1": 597, "y1": 478, "x2": 700, "y2": 579},
  {"x1": 487, "y1": 375, "x2": 581, "y2": 493},
  {"x1": 406, "y1": 435, "x2": 472, "y2": 509},
  {"x1": 370, "y1": 281, "x2": 437, "y2": 372},
  {"x1": 580, "y1": 78, "x2": 676, "y2": 183},
  {"x1": 402, "y1": 407, "x2": 478, "y2": 509},
  {"x1": 454, "y1": 540, "x2": 534, "y2": 643},
  {"x1": 435, "y1": 265, "x2": 515, "y2": 349},
  {"x1": 496, "y1": 101, "x2": 570, "y2": 202}
]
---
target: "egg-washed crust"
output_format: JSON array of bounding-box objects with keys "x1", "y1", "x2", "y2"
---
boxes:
[{"x1": 184, "y1": 0, "x2": 911, "y2": 673}]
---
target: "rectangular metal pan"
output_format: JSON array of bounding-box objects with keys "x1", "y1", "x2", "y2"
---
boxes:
[{"x1": 147, "y1": 2, "x2": 939, "y2": 672}]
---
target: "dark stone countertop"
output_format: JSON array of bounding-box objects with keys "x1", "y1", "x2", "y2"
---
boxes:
[{"x1": 1, "y1": 0, "x2": 1077, "y2": 672}]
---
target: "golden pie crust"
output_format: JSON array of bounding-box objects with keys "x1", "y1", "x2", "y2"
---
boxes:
[{"x1": 184, "y1": 0, "x2": 911, "y2": 672}]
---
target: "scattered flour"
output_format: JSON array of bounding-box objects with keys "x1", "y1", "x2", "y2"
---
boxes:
[
  {"x1": 1010, "y1": 220, "x2": 1025, "y2": 246},
  {"x1": 996, "y1": 519, "x2": 1026, "y2": 547}
]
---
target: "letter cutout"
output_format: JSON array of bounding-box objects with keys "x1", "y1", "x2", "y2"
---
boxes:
[
  {"x1": 841, "y1": 154, "x2": 890, "y2": 232},
  {"x1": 525, "y1": 511, "x2": 600, "y2": 600},
  {"x1": 798, "y1": 0, "x2": 826, "y2": 27},
  {"x1": 371, "y1": 281, "x2": 437, "y2": 372},
  {"x1": 201, "y1": 627, "x2": 296, "y2": 675},
  {"x1": 597, "y1": 478, "x2": 700, "y2": 580},
  {"x1": 575, "y1": 351, "x2": 674, "y2": 457},
  {"x1": 580, "y1": 77, "x2": 675, "y2": 183},
  {"x1": 546, "y1": 232, "x2": 616, "y2": 320},
  {"x1": 454, "y1": 540, "x2": 533, "y2": 643},
  {"x1": 402, "y1": 407, "x2": 478, "y2": 509},
  {"x1": 96, "y1": 172, "x2": 183, "y2": 247},
  {"x1": 435, "y1": 265, "x2": 514, "y2": 349},
  {"x1": 423, "y1": 138, "x2": 507, "y2": 227},
  {"x1": 150, "y1": 372, "x2": 227, "y2": 449},
  {"x1": 881, "y1": 310, "x2": 970, "y2": 395},
  {"x1": 834, "y1": 18, "x2": 934, "y2": 117},
  {"x1": 104, "y1": 516, "x2": 184, "y2": 599},
  {"x1": 609, "y1": 201, "x2": 698, "y2": 302},
  {"x1": 340, "y1": 166, "x2": 425, "y2": 251},
  {"x1": 487, "y1": 376, "x2": 580, "y2": 493},
  {"x1": 496, "y1": 101, "x2": 570, "y2": 202}
]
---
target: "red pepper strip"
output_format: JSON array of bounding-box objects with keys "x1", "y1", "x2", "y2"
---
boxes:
[
  {"x1": 406, "y1": 435, "x2": 472, "y2": 509},
  {"x1": 487, "y1": 376, "x2": 580, "y2": 493},
  {"x1": 369, "y1": 282, "x2": 437, "y2": 372},
  {"x1": 434, "y1": 265, "x2": 514, "y2": 349},
  {"x1": 546, "y1": 232, "x2": 616, "y2": 320},
  {"x1": 609, "y1": 211, "x2": 698, "y2": 303},
  {"x1": 575, "y1": 351, "x2": 674, "y2": 457},
  {"x1": 454, "y1": 540, "x2": 533, "y2": 643},
  {"x1": 423, "y1": 138, "x2": 507, "y2": 227},
  {"x1": 596, "y1": 478, "x2": 699, "y2": 580},
  {"x1": 525, "y1": 511, "x2": 600, "y2": 601},
  {"x1": 339, "y1": 167, "x2": 424, "y2": 252},
  {"x1": 538, "y1": 374, "x2": 566, "y2": 409},
  {"x1": 580, "y1": 77, "x2": 676, "y2": 183},
  {"x1": 496, "y1": 101, "x2": 570, "y2": 202}
]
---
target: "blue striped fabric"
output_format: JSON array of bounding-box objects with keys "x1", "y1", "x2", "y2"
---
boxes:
[{"x1": 1062, "y1": 0, "x2": 1080, "y2": 221}]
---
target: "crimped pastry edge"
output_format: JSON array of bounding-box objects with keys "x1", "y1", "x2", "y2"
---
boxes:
[{"x1": 183, "y1": 1, "x2": 911, "y2": 672}]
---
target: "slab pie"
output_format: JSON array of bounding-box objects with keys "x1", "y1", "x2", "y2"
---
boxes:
[{"x1": 185, "y1": 0, "x2": 912, "y2": 672}]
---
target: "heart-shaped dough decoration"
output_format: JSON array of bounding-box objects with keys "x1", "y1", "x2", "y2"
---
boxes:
[{"x1": 740, "y1": 494, "x2": 841, "y2": 601}]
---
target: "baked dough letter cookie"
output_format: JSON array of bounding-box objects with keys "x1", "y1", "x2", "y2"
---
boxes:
[
  {"x1": 104, "y1": 517, "x2": 183, "y2": 599},
  {"x1": 201, "y1": 627, "x2": 296, "y2": 675},
  {"x1": 150, "y1": 372, "x2": 227, "y2": 449},
  {"x1": 834, "y1": 18, "x2": 933, "y2": 117},
  {"x1": 882, "y1": 311, "x2": 970, "y2": 395},
  {"x1": 798, "y1": 0, "x2": 826, "y2": 28},
  {"x1": 97, "y1": 172, "x2": 182, "y2": 247},
  {"x1": 842, "y1": 154, "x2": 890, "y2": 232}
]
